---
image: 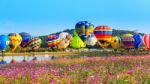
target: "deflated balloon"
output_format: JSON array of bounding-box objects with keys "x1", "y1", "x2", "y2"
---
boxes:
[
  {"x1": 19, "y1": 32, "x2": 31, "y2": 48},
  {"x1": 28, "y1": 38, "x2": 42, "y2": 50},
  {"x1": 121, "y1": 34, "x2": 134, "y2": 49},
  {"x1": 94, "y1": 25, "x2": 112, "y2": 48},
  {"x1": 46, "y1": 34, "x2": 61, "y2": 49},
  {"x1": 133, "y1": 34, "x2": 142, "y2": 49},
  {"x1": 84, "y1": 34, "x2": 97, "y2": 48},
  {"x1": 0, "y1": 35, "x2": 9, "y2": 51},
  {"x1": 75, "y1": 21, "x2": 94, "y2": 41},
  {"x1": 142, "y1": 34, "x2": 150, "y2": 51},
  {"x1": 111, "y1": 36, "x2": 121, "y2": 49},
  {"x1": 70, "y1": 31, "x2": 86, "y2": 49},
  {"x1": 8, "y1": 33, "x2": 22, "y2": 51}
]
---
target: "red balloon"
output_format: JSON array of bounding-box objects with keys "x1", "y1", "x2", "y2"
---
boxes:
[{"x1": 143, "y1": 34, "x2": 150, "y2": 51}]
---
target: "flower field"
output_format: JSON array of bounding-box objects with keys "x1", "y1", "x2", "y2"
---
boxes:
[{"x1": 1, "y1": 56, "x2": 150, "y2": 84}]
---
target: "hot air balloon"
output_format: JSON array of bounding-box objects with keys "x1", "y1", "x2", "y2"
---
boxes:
[
  {"x1": 0, "y1": 35, "x2": 9, "y2": 57},
  {"x1": 121, "y1": 34, "x2": 134, "y2": 49},
  {"x1": 84, "y1": 34, "x2": 97, "y2": 49},
  {"x1": 94, "y1": 25, "x2": 112, "y2": 48},
  {"x1": 46, "y1": 34, "x2": 61, "y2": 50},
  {"x1": 111, "y1": 36, "x2": 121, "y2": 50},
  {"x1": 75, "y1": 21, "x2": 94, "y2": 41},
  {"x1": 28, "y1": 38, "x2": 42, "y2": 50},
  {"x1": 133, "y1": 34, "x2": 142, "y2": 49},
  {"x1": 58, "y1": 33, "x2": 73, "y2": 50},
  {"x1": 19, "y1": 32, "x2": 31, "y2": 48},
  {"x1": 143, "y1": 34, "x2": 150, "y2": 51},
  {"x1": 70, "y1": 31, "x2": 86, "y2": 49},
  {"x1": 8, "y1": 33, "x2": 22, "y2": 51}
]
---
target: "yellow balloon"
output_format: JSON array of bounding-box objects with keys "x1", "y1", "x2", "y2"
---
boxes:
[
  {"x1": 111, "y1": 36, "x2": 121, "y2": 49},
  {"x1": 9, "y1": 33, "x2": 22, "y2": 51}
]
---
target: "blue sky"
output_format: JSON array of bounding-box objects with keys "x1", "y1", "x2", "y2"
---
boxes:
[{"x1": 0, "y1": 0, "x2": 150, "y2": 36}]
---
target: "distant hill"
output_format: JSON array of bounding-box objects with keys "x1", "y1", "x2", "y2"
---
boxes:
[{"x1": 38, "y1": 29, "x2": 144, "y2": 48}]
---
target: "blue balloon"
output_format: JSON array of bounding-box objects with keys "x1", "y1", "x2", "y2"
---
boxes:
[
  {"x1": 133, "y1": 34, "x2": 143, "y2": 49},
  {"x1": 19, "y1": 32, "x2": 31, "y2": 48},
  {"x1": 0, "y1": 35, "x2": 9, "y2": 51}
]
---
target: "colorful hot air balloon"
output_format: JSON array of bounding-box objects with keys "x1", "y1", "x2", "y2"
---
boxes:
[
  {"x1": 75, "y1": 21, "x2": 94, "y2": 41},
  {"x1": 58, "y1": 33, "x2": 73, "y2": 50},
  {"x1": 143, "y1": 34, "x2": 150, "y2": 51},
  {"x1": 8, "y1": 33, "x2": 22, "y2": 51},
  {"x1": 28, "y1": 38, "x2": 42, "y2": 50},
  {"x1": 94, "y1": 25, "x2": 112, "y2": 48},
  {"x1": 70, "y1": 31, "x2": 86, "y2": 49},
  {"x1": 19, "y1": 32, "x2": 31, "y2": 48},
  {"x1": 133, "y1": 34, "x2": 142, "y2": 49},
  {"x1": 46, "y1": 34, "x2": 61, "y2": 50},
  {"x1": 0, "y1": 35, "x2": 9, "y2": 51},
  {"x1": 111, "y1": 36, "x2": 121, "y2": 49},
  {"x1": 121, "y1": 34, "x2": 134, "y2": 49},
  {"x1": 84, "y1": 34, "x2": 97, "y2": 48},
  {"x1": 59, "y1": 32, "x2": 69, "y2": 40}
]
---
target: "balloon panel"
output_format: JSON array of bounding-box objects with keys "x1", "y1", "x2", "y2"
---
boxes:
[
  {"x1": 111, "y1": 36, "x2": 121, "y2": 49},
  {"x1": 46, "y1": 34, "x2": 60, "y2": 48}
]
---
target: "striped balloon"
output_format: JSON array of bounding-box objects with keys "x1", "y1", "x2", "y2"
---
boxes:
[
  {"x1": 133, "y1": 34, "x2": 142, "y2": 49},
  {"x1": 46, "y1": 34, "x2": 61, "y2": 49},
  {"x1": 142, "y1": 34, "x2": 150, "y2": 51},
  {"x1": 121, "y1": 34, "x2": 134, "y2": 49},
  {"x1": 19, "y1": 32, "x2": 31, "y2": 48},
  {"x1": 28, "y1": 38, "x2": 42, "y2": 50},
  {"x1": 94, "y1": 25, "x2": 112, "y2": 48}
]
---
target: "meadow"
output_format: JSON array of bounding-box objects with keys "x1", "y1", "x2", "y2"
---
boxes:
[{"x1": 0, "y1": 55, "x2": 150, "y2": 84}]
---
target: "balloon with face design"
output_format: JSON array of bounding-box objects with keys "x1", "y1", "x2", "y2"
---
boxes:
[
  {"x1": 94, "y1": 25, "x2": 112, "y2": 48},
  {"x1": 111, "y1": 36, "x2": 121, "y2": 49},
  {"x1": 75, "y1": 21, "x2": 94, "y2": 42}
]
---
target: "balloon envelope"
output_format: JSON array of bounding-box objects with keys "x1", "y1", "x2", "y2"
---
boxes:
[
  {"x1": 75, "y1": 21, "x2": 94, "y2": 41},
  {"x1": 111, "y1": 36, "x2": 121, "y2": 49},
  {"x1": 19, "y1": 32, "x2": 31, "y2": 48},
  {"x1": 0, "y1": 35, "x2": 9, "y2": 51},
  {"x1": 142, "y1": 34, "x2": 150, "y2": 51},
  {"x1": 8, "y1": 33, "x2": 22, "y2": 51},
  {"x1": 94, "y1": 25, "x2": 112, "y2": 48},
  {"x1": 84, "y1": 34, "x2": 97, "y2": 48},
  {"x1": 46, "y1": 34, "x2": 60, "y2": 49},
  {"x1": 121, "y1": 34, "x2": 134, "y2": 49},
  {"x1": 70, "y1": 31, "x2": 86, "y2": 49},
  {"x1": 133, "y1": 34, "x2": 142, "y2": 49},
  {"x1": 28, "y1": 38, "x2": 42, "y2": 50}
]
